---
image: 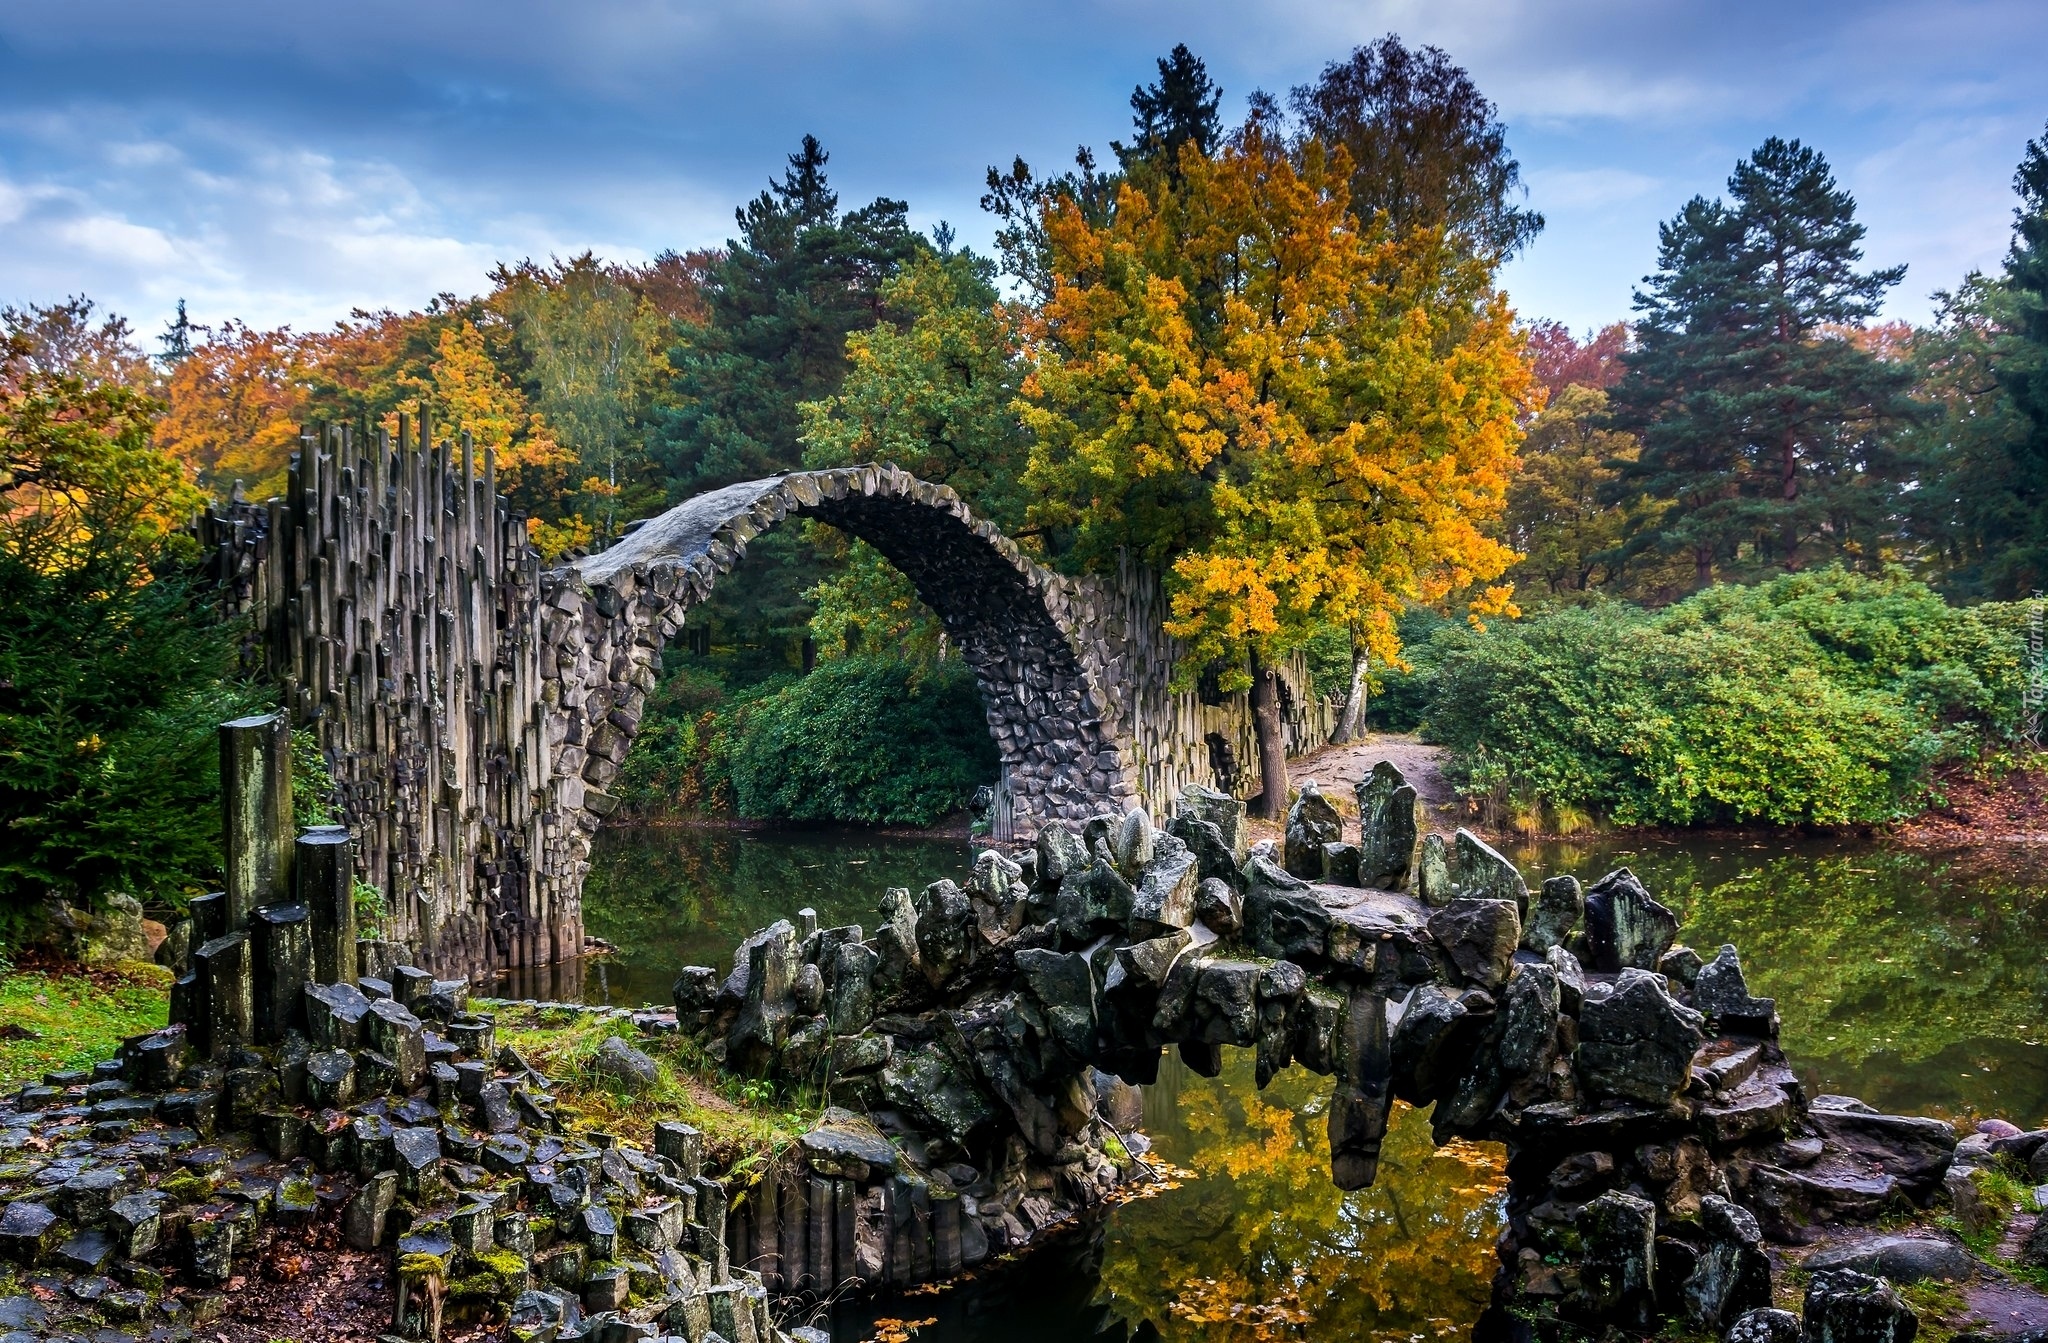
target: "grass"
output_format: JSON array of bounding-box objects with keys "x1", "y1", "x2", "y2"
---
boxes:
[
  {"x1": 0, "y1": 962, "x2": 171, "y2": 1090},
  {"x1": 493, "y1": 1003, "x2": 824, "y2": 1172}
]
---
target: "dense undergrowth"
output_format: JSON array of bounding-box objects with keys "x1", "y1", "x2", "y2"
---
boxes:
[
  {"x1": 614, "y1": 654, "x2": 997, "y2": 828},
  {"x1": 1373, "y1": 568, "x2": 2036, "y2": 829}
]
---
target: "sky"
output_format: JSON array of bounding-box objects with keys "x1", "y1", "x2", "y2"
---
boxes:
[{"x1": 1, "y1": 0, "x2": 2043, "y2": 343}]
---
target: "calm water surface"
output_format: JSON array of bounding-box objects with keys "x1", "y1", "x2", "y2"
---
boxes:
[{"x1": 581, "y1": 825, "x2": 2048, "y2": 1343}]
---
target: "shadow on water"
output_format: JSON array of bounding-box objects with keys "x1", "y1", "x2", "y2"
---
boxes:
[{"x1": 579, "y1": 824, "x2": 2048, "y2": 1342}]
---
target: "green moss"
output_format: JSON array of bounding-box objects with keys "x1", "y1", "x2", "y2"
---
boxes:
[
  {"x1": 397, "y1": 1251, "x2": 451, "y2": 1278},
  {"x1": 1898, "y1": 1279, "x2": 1967, "y2": 1342},
  {"x1": 0, "y1": 968, "x2": 167, "y2": 1090},
  {"x1": 157, "y1": 1172, "x2": 212, "y2": 1202}
]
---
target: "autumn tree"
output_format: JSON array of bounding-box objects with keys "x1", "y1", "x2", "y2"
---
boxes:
[
  {"x1": 1020, "y1": 113, "x2": 1528, "y2": 814},
  {"x1": 1290, "y1": 35, "x2": 1543, "y2": 263},
  {"x1": 154, "y1": 321, "x2": 309, "y2": 498},
  {"x1": 1608, "y1": 139, "x2": 1917, "y2": 586},
  {"x1": 1505, "y1": 385, "x2": 1685, "y2": 598},
  {"x1": 1526, "y1": 319, "x2": 1629, "y2": 397},
  {"x1": 1, "y1": 296, "x2": 157, "y2": 395}
]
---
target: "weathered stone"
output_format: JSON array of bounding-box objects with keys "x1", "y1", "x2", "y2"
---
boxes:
[
  {"x1": 1056, "y1": 859, "x2": 1134, "y2": 946},
  {"x1": 344, "y1": 1171, "x2": 397, "y2": 1249},
  {"x1": 1577, "y1": 968, "x2": 1706, "y2": 1105},
  {"x1": 1805, "y1": 1102, "x2": 1956, "y2": 1202},
  {"x1": 304, "y1": 1049, "x2": 356, "y2": 1108},
  {"x1": 193, "y1": 931, "x2": 253, "y2": 1058},
  {"x1": 881, "y1": 1042, "x2": 1000, "y2": 1149},
  {"x1": 1130, "y1": 835, "x2": 1199, "y2": 937},
  {"x1": 1016, "y1": 948, "x2": 1097, "y2": 1060},
  {"x1": 1579, "y1": 868, "x2": 1679, "y2": 973},
  {"x1": 1681, "y1": 1195, "x2": 1773, "y2": 1330},
  {"x1": 798, "y1": 1108, "x2": 897, "y2": 1180},
  {"x1": 478, "y1": 1081, "x2": 520, "y2": 1135},
  {"x1": 1320, "y1": 842, "x2": 1362, "y2": 886},
  {"x1": 1415, "y1": 833, "x2": 1453, "y2": 907},
  {"x1": 1546, "y1": 943, "x2": 1586, "y2": 1012},
  {"x1": 1426, "y1": 898, "x2": 1521, "y2": 992},
  {"x1": 365, "y1": 997, "x2": 427, "y2": 1090},
  {"x1": 1283, "y1": 781, "x2": 1343, "y2": 879},
  {"x1": 1353, "y1": 762, "x2": 1419, "y2": 889},
  {"x1": 1242, "y1": 857, "x2": 1329, "y2": 963},
  {"x1": 828, "y1": 941, "x2": 880, "y2": 1035},
  {"x1": 1177, "y1": 782, "x2": 1249, "y2": 864},
  {"x1": 1035, "y1": 826, "x2": 1090, "y2": 890},
  {"x1": 1497, "y1": 963, "x2": 1561, "y2": 1080},
  {"x1": 108, "y1": 1193, "x2": 162, "y2": 1259},
  {"x1": 1802, "y1": 1268, "x2": 1919, "y2": 1343},
  {"x1": 1728, "y1": 1308, "x2": 1804, "y2": 1343},
  {"x1": 295, "y1": 828, "x2": 358, "y2": 987},
  {"x1": 305, "y1": 980, "x2": 373, "y2": 1049},
  {"x1": 1658, "y1": 944, "x2": 1705, "y2": 988},
  {"x1": 1694, "y1": 944, "x2": 1777, "y2": 1030},
  {"x1": 1111, "y1": 807, "x2": 1156, "y2": 877},
  {"x1": 1577, "y1": 1191, "x2": 1658, "y2": 1328},
  {"x1": 1193, "y1": 876, "x2": 1242, "y2": 937},
  {"x1": 1448, "y1": 829, "x2": 1528, "y2": 911},
  {"x1": 251, "y1": 902, "x2": 312, "y2": 1042},
  {"x1": 966, "y1": 849, "x2": 1030, "y2": 938},
  {"x1": 1389, "y1": 984, "x2": 1471, "y2": 1105},
  {"x1": 1522, "y1": 875, "x2": 1582, "y2": 954},
  {"x1": 672, "y1": 966, "x2": 719, "y2": 1016},
  {"x1": 914, "y1": 880, "x2": 976, "y2": 984},
  {"x1": 1809, "y1": 1234, "x2": 1976, "y2": 1283},
  {"x1": 654, "y1": 1121, "x2": 704, "y2": 1179},
  {"x1": 1328, "y1": 989, "x2": 1392, "y2": 1190},
  {"x1": 1168, "y1": 812, "x2": 1240, "y2": 889},
  {"x1": 728, "y1": 920, "x2": 800, "y2": 1075},
  {"x1": 0, "y1": 1201, "x2": 60, "y2": 1263},
  {"x1": 591, "y1": 1037, "x2": 659, "y2": 1092}
]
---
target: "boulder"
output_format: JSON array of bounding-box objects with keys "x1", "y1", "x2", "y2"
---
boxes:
[
  {"x1": 1694, "y1": 945, "x2": 1777, "y2": 1031},
  {"x1": 1576, "y1": 1191, "x2": 1658, "y2": 1328},
  {"x1": 671, "y1": 966, "x2": 719, "y2": 1016},
  {"x1": 1496, "y1": 963, "x2": 1562, "y2": 1080},
  {"x1": 1177, "y1": 783, "x2": 1249, "y2": 864},
  {"x1": 1522, "y1": 875, "x2": 1583, "y2": 955},
  {"x1": 965, "y1": 850, "x2": 1031, "y2": 939},
  {"x1": 1681, "y1": 1195, "x2": 1773, "y2": 1330},
  {"x1": 827, "y1": 941, "x2": 880, "y2": 1035},
  {"x1": 1802, "y1": 1268, "x2": 1919, "y2": 1343},
  {"x1": 1416, "y1": 833, "x2": 1453, "y2": 907},
  {"x1": 1194, "y1": 877, "x2": 1242, "y2": 937},
  {"x1": 1111, "y1": 807, "x2": 1156, "y2": 878},
  {"x1": 1808, "y1": 1234, "x2": 1976, "y2": 1283},
  {"x1": 1015, "y1": 948, "x2": 1098, "y2": 1060},
  {"x1": 727, "y1": 920, "x2": 800, "y2": 1075},
  {"x1": 1578, "y1": 868, "x2": 1678, "y2": 972},
  {"x1": 797, "y1": 1108, "x2": 898, "y2": 1180},
  {"x1": 1728, "y1": 1309, "x2": 1803, "y2": 1343},
  {"x1": 1426, "y1": 898, "x2": 1521, "y2": 992},
  {"x1": 1242, "y1": 857, "x2": 1329, "y2": 963},
  {"x1": 1056, "y1": 859, "x2": 1135, "y2": 946},
  {"x1": 1035, "y1": 826, "x2": 1090, "y2": 891},
  {"x1": 79, "y1": 893, "x2": 152, "y2": 967},
  {"x1": 1805, "y1": 1102, "x2": 1956, "y2": 1202},
  {"x1": 914, "y1": 880, "x2": 977, "y2": 984},
  {"x1": 1452, "y1": 830, "x2": 1528, "y2": 911},
  {"x1": 1577, "y1": 968, "x2": 1706, "y2": 1105},
  {"x1": 1130, "y1": 835, "x2": 1200, "y2": 937},
  {"x1": 1389, "y1": 984, "x2": 1471, "y2": 1105},
  {"x1": 1353, "y1": 762, "x2": 1420, "y2": 889},
  {"x1": 1168, "y1": 812, "x2": 1240, "y2": 889},
  {"x1": 1283, "y1": 782, "x2": 1344, "y2": 879},
  {"x1": 591, "y1": 1037, "x2": 659, "y2": 1093}
]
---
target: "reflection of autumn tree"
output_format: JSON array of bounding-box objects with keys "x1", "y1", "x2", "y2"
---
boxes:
[{"x1": 1096, "y1": 1050, "x2": 1505, "y2": 1342}]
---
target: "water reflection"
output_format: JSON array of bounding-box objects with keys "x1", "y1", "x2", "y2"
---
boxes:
[
  {"x1": 580, "y1": 825, "x2": 2048, "y2": 1341},
  {"x1": 576, "y1": 826, "x2": 974, "y2": 1008},
  {"x1": 1505, "y1": 837, "x2": 2048, "y2": 1122}
]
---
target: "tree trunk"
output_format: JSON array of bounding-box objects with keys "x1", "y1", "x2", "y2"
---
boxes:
[
  {"x1": 1331, "y1": 644, "x2": 1369, "y2": 744},
  {"x1": 1248, "y1": 651, "x2": 1291, "y2": 820}
]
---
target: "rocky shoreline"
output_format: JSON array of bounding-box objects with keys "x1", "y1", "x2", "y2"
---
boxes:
[{"x1": 8, "y1": 763, "x2": 2048, "y2": 1341}]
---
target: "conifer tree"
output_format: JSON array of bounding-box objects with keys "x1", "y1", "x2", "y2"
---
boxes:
[
  {"x1": 1115, "y1": 44, "x2": 1223, "y2": 173},
  {"x1": 1988, "y1": 126, "x2": 2048, "y2": 593},
  {"x1": 1607, "y1": 138, "x2": 1916, "y2": 585}
]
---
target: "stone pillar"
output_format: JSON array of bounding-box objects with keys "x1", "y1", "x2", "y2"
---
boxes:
[
  {"x1": 1328, "y1": 987, "x2": 1393, "y2": 1191},
  {"x1": 221, "y1": 714, "x2": 293, "y2": 929},
  {"x1": 252, "y1": 905, "x2": 312, "y2": 1042},
  {"x1": 194, "y1": 932, "x2": 254, "y2": 1059},
  {"x1": 297, "y1": 828, "x2": 358, "y2": 986},
  {"x1": 188, "y1": 892, "x2": 228, "y2": 944}
]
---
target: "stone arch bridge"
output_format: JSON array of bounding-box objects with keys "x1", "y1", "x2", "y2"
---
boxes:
[{"x1": 202, "y1": 426, "x2": 1334, "y2": 981}]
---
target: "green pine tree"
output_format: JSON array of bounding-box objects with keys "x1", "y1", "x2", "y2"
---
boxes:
[
  {"x1": 1113, "y1": 43, "x2": 1223, "y2": 173},
  {"x1": 1607, "y1": 138, "x2": 1917, "y2": 586},
  {"x1": 1987, "y1": 125, "x2": 2048, "y2": 594}
]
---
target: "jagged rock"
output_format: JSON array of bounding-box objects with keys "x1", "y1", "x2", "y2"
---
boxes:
[
  {"x1": 828, "y1": 941, "x2": 880, "y2": 1035},
  {"x1": 305, "y1": 981, "x2": 373, "y2": 1050},
  {"x1": 1354, "y1": 762, "x2": 1420, "y2": 888},
  {"x1": 1522, "y1": 875, "x2": 1582, "y2": 954},
  {"x1": 1497, "y1": 963, "x2": 1561, "y2": 1080},
  {"x1": 1328, "y1": 987, "x2": 1393, "y2": 1190},
  {"x1": 1427, "y1": 899, "x2": 1521, "y2": 992},
  {"x1": 1177, "y1": 783, "x2": 1249, "y2": 864},
  {"x1": 728, "y1": 920, "x2": 800, "y2": 1075},
  {"x1": 1452, "y1": 830, "x2": 1528, "y2": 911},
  {"x1": 1111, "y1": 807, "x2": 1156, "y2": 877},
  {"x1": 1416, "y1": 833, "x2": 1453, "y2": 907},
  {"x1": 1016, "y1": 949, "x2": 1098, "y2": 1059},
  {"x1": 1283, "y1": 782, "x2": 1344, "y2": 879},
  {"x1": 344, "y1": 1170, "x2": 397, "y2": 1249},
  {"x1": 1321, "y1": 842, "x2": 1362, "y2": 886},
  {"x1": 791, "y1": 963, "x2": 824, "y2": 1015},
  {"x1": 1056, "y1": 859, "x2": 1135, "y2": 947},
  {"x1": 966, "y1": 850, "x2": 1030, "y2": 939},
  {"x1": 365, "y1": 998, "x2": 427, "y2": 1090},
  {"x1": 1728, "y1": 1308, "x2": 1803, "y2": 1343},
  {"x1": 1694, "y1": 945, "x2": 1777, "y2": 1030},
  {"x1": 1190, "y1": 960, "x2": 1261, "y2": 1047},
  {"x1": 1389, "y1": 984, "x2": 1470, "y2": 1105},
  {"x1": 1546, "y1": 944, "x2": 1586, "y2": 1012},
  {"x1": 915, "y1": 880, "x2": 977, "y2": 985},
  {"x1": 1810, "y1": 1234, "x2": 1976, "y2": 1283},
  {"x1": 1805, "y1": 1102, "x2": 1956, "y2": 1202},
  {"x1": 1243, "y1": 857, "x2": 1329, "y2": 962},
  {"x1": 1577, "y1": 968, "x2": 1706, "y2": 1105},
  {"x1": 108, "y1": 1193, "x2": 162, "y2": 1259},
  {"x1": 798, "y1": 1108, "x2": 898, "y2": 1180},
  {"x1": 1035, "y1": 826, "x2": 1090, "y2": 890},
  {"x1": 1802, "y1": 1269, "x2": 1919, "y2": 1343},
  {"x1": 1194, "y1": 877, "x2": 1242, "y2": 936},
  {"x1": 882, "y1": 1042, "x2": 1001, "y2": 1147},
  {"x1": 1169, "y1": 811, "x2": 1241, "y2": 888},
  {"x1": 1130, "y1": 835, "x2": 1199, "y2": 937},
  {"x1": 672, "y1": 967, "x2": 718, "y2": 1017},
  {"x1": 1681, "y1": 1195, "x2": 1773, "y2": 1330},
  {"x1": 1659, "y1": 945, "x2": 1705, "y2": 988},
  {"x1": 1577, "y1": 1191, "x2": 1658, "y2": 1328},
  {"x1": 1578, "y1": 868, "x2": 1678, "y2": 972},
  {"x1": 0, "y1": 1201, "x2": 59, "y2": 1263}
]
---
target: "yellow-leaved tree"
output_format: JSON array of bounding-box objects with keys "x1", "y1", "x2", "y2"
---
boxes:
[{"x1": 1019, "y1": 114, "x2": 1530, "y2": 813}]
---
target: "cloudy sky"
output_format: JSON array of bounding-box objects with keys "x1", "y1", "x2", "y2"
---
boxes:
[{"x1": 1, "y1": 0, "x2": 2043, "y2": 342}]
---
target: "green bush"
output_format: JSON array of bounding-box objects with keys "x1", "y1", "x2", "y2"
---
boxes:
[
  {"x1": 1419, "y1": 568, "x2": 2030, "y2": 827},
  {"x1": 726, "y1": 657, "x2": 998, "y2": 826}
]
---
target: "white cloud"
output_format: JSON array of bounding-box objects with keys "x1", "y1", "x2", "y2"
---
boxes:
[{"x1": 1527, "y1": 166, "x2": 1663, "y2": 211}]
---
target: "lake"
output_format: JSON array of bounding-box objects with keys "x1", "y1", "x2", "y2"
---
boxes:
[{"x1": 580, "y1": 824, "x2": 2048, "y2": 1342}]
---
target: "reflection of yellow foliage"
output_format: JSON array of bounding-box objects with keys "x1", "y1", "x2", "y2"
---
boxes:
[
  {"x1": 864, "y1": 1317, "x2": 938, "y2": 1343},
  {"x1": 1097, "y1": 1049, "x2": 1505, "y2": 1342}
]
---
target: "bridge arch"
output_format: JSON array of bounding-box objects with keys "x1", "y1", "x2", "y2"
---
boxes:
[{"x1": 561, "y1": 466, "x2": 1136, "y2": 846}]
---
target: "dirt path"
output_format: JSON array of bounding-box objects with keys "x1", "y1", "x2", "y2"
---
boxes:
[{"x1": 1242, "y1": 732, "x2": 1464, "y2": 842}]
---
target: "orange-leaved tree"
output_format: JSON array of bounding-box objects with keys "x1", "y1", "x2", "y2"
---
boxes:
[
  {"x1": 1018, "y1": 114, "x2": 1529, "y2": 814},
  {"x1": 155, "y1": 321, "x2": 309, "y2": 499}
]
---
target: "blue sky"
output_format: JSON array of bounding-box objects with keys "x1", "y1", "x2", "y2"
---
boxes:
[{"x1": 1, "y1": 0, "x2": 2043, "y2": 341}]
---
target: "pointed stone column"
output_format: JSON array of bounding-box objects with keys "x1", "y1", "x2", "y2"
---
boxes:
[{"x1": 221, "y1": 714, "x2": 294, "y2": 930}]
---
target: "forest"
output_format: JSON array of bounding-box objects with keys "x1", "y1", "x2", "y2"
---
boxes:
[{"x1": 4, "y1": 37, "x2": 2047, "y2": 920}]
